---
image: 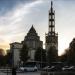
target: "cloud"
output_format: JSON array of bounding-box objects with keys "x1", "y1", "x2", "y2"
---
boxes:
[
  {"x1": 1, "y1": 0, "x2": 75, "y2": 56},
  {"x1": 0, "y1": 0, "x2": 38, "y2": 15},
  {"x1": 0, "y1": 0, "x2": 44, "y2": 50}
]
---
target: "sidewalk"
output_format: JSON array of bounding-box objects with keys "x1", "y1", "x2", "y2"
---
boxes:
[
  {"x1": 0, "y1": 71, "x2": 12, "y2": 75},
  {"x1": 0, "y1": 72, "x2": 7, "y2": 75}
]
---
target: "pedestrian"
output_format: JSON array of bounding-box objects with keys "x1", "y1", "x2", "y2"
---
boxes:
[{"x1": 12, "y1": 67, "x2": 16, "y2": 75}]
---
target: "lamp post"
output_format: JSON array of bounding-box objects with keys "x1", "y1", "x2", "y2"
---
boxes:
[
  {"x1": 7, "y1": 64, "x2": 8, "y2": 75},
  {"x1": 40, "y1": 48, "x2": 43, "y2": 75},
  {"x1": 41, "y1": 48, "x2": 42, "y2": 70}
]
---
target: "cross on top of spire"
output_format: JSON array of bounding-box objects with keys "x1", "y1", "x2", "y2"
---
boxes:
[{"x1": 51, "y1": 1, "x2": 53, "y2": 8}]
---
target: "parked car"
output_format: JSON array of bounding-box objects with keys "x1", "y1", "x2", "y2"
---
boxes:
[
  {"x1": 42, "y1": 66, "x2": 55, "y2": 71},
  {"x1": 19, "y1": 67, "x2": 25, "y2": 71},
  {"x1": 24, "y1": 65, "x2": 38, "y2": 72},
  {"x1": 49, "y1": 62, "x2": 64, "y2": 71},
  {"x1": 70, "y1": 66, "x2": 75, "y2": 71},
  {"x1": 19, "y1": 65, "x2": 38, "y2": 72},
  {"x1": 62, "y1": 66, "x2": 75, "y2": 71}
]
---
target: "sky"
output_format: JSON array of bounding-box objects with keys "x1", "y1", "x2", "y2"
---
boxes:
[{"x1": 0, "y1": 0, "x2": 75, "y2": 55}]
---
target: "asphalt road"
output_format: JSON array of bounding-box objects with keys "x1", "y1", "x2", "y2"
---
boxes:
[
  {"x1": 0, "y1": 71, "x2": 41, "y2": 75},
  {"x1": 1, "y1": 71, "x2": 75, "y2": 75},
  {"x1": 17, "y1": 72, "x2": 40, "y2": 75}
]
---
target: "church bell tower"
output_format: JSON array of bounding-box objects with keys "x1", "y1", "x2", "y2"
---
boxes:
[{"x1": 45, "y1": 1, "x2": 58, "y2": 51}]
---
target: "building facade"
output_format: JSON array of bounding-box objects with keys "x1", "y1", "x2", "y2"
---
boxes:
[
  {"x1": 10, "y1": 25, "x2": 43, "y2": 66},
  {"x1": 23, "y1": 25, "x2": 43, "y2": 61},
  {"x1": 45, "y1": 1, "x2": 58, "y2": 51},
  {"x1": 10, "y1": 42, "x2": 22, "y2": 67}
]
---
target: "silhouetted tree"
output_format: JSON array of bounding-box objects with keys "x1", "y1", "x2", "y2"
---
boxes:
[
  {"x1": 0, "y1": 55, "x2": 4, "y2": 66},
  {"x1": 68, "y1": 38, "x2": 75, "y2": 65},
  {"x1": 47, "y1": 46, "x2": 58, "y2": 65},
  {"x1": 0, "y1": 50, "x2": 12, "y2": 67},
  {"x1": 59, "y1": 38, "x2": 75, "y2": 65},
  {"x1": 5, "y1": 52, "x2": 12, "y2": 66},
  {"x1": 34, "y1": 47, "x2": 46, "y2": 62},
  {"x1": 59, "y1": 48, "x2": 69, "y2": 63},
  {"x1": 20, "y1": 43, "x2": 29, "y2": 64},
  {"x1": 0, "y1": 48, "x2": 5, "y2": 56},
  {"x1": 0, "y1": 49, "x2": 6, "y2": 66}
]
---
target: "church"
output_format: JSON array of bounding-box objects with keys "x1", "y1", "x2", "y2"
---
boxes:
[
  {"x1": 45, "y1": 1, "x2": 58, "y2": 55},
  {"x1": 22, "y1": 25, "x2": 43, "y2": 60},
  {"x1": 10, "y1": 1, "x2": 58, "y2": 67},
  {"x1": 10, "y1": 25, "x2": 43, "y2": 66}
]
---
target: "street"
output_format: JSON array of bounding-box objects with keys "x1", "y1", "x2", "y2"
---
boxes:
[
  {"x1": 1, "y1": 71, "x2": 75, "y2": 75},
  {"x1": 16, "y1": 72, "x2": 40, "y2": 75},
  {"x1": 0, "y1": 71, "x2": 41, "y2": 75}
]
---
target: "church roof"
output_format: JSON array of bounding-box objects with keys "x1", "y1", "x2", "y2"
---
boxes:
[
  {"x1": 28, "y1": 25, "x2": 36, "y2": 33},
  {"x1": 27, "y1": 25, "x2": 38, "y2": 36}
]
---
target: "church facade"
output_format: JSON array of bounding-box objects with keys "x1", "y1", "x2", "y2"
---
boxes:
[
  {"x1": 22, "y1": 25, "x2": 43, "y2": 61},
  {"x1": 10, "y1": 1, "x2": 58, "y2": 67},
  {"x1": 10, "y1": 25, "x2": 43, "y2": 66}
]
